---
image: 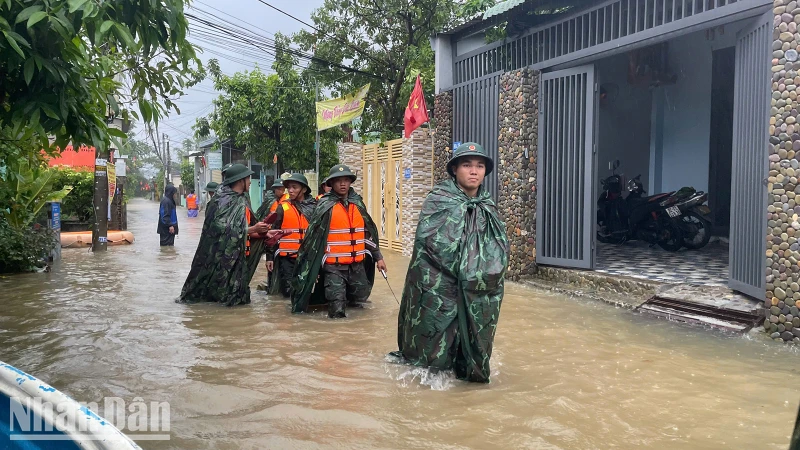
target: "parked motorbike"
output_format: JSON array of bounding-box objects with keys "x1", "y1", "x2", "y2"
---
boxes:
[
  {"x1": 596, "y1": 161, "x2": 713, "y2": 251},
  {"x1": 652, "y1": 184, "x2": 713, "y2": 250}
]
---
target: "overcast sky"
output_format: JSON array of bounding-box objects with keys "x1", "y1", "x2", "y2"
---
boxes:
[{"x1": 150, "y1": 0, "x2": 323, "y2": 150}]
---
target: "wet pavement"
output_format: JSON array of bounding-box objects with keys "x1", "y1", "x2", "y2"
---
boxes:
[{"x1": 1, "y1": 198, "x2": 799, "y2": 449}]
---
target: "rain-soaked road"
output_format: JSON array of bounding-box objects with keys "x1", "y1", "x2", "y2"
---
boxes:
[{"x1": 1, "y1": 198, "x2": 800, "y2": 449}]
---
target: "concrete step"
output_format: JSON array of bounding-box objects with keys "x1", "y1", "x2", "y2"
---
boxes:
[{"x1": 638, "y1": 285, "x2": 762, "y2": 332}]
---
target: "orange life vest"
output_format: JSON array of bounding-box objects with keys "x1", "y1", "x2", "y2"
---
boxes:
[
  {"x1": 269, "y1": 193, "x2": 290, "y2": 213},
  {"x1": 245, "y1": 206, "x2": 253, "y2": 257},
  {"x1": 325, "y1": 203, "x2": 368, "y2": 265},
  {"x1": 186, "y1": 194, "x2": 197, "y2": 210},
  {"x1": 277, "y1": 203, "x2": 309, "y2": 258}
]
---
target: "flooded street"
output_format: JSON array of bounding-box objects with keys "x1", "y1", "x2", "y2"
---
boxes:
[{"x1": 1, "y1": 198, "x2": 799, "y2": 449}]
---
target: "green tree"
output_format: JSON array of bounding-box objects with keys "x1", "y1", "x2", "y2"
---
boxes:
[
  {"x1": 50, "y1": 167, "x2": 94, "y2": 222},
  {"x1": 180, "y1": 160, "x2": 194, "y2": 191},
  {"x1": 0, "y1": 0, "x2": 202, "y2": 162},
  {"x1": 294, "y1": 0, "x2": 457, "y2": 138},
  {"x1": 195, "y1": 34, "x2": 341, "y2": 173}
]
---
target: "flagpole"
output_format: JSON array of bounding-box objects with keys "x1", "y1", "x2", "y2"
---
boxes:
[{"x1": 315, "y1": 79, "x2": 320, "y2": 177}]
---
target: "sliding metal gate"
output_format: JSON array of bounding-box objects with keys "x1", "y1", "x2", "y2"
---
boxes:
[
  {"x1": 729, "y1": 11, "x2": 770, "y2": 298},
  {"x1": 452, "y1": 73, "x2": 501, "y2": 198},
  {"x1": 536, "y1": 65, "x2": 596, "y2": 269}
]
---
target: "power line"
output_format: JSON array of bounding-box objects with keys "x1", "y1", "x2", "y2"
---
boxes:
[
  {"x1": 188, "y1": 8, "x2": 325, "y2": 75},
  {"x1": 250, "y1": 0, "x2": 395, "y2": 72},
  {"x1": 186, "y1": 12, "x2": 393, "y2": 82}
]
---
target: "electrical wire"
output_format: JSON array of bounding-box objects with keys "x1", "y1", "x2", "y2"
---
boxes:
[
  {"x1": 250, "y1": 0, "x2": 396, "y2": 72},
  {"x1": 185, "y1": 12, "x2": 393, "y2": 82}
]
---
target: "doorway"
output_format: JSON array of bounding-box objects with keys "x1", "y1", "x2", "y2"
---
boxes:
[{"x1": 708, "y1": 47, "x2": 735, "y2": 238}]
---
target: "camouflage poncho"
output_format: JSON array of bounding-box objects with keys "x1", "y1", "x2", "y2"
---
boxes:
[
  {"x1": 290, "y1": 189, "x2": 378, "y2": 313},
  {"x1": 391, "y1": 179, "x2": 508, "y2": 383},
  {"x1": 178, "y1": 185, "x2": 254, "y2": 306},
  {"x1": 791, "y1": 403, "x2": 800, "y2": 450}
]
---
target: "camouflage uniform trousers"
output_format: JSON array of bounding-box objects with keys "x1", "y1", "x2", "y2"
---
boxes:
[
  {"x1": 278, "y1": 257, "x2": 297, "y2": 298},
  {"x1": 322, "y1": 261, "x2": 372, "y2": 318}
]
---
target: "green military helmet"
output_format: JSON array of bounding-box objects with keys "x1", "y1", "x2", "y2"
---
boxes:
[
  {"x1": 283, "y1": 173, "x2": 311, "y2": 194},
  {"x1": 221, "y1": 163, "x2": 254, "y2": 185},
  {"x1": 271, "y1": 179, "x2": 285, "y2": 189},
  {"x1": 204, "y1": 181, "x2": 219, "y2": 192},
  {"x1": 326, "y1": 164, "x2": 356, "y2": 185},
  {"x1": 447, "y1": 142, "x2": 494, "y2": 177}
]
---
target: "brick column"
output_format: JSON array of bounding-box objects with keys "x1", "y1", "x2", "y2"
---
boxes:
[
  {"x1": 401, "y1": 128, "x2": 434, "y2": 257},
  {"x1": 497, "y1": 68, "x2": 539, "y2": 281},
  {"x1": 337, "y1": 142, "x2": 363, "y2": 192},
  {"x1": 433, "y1": 91, "x2": 453, "y2": 184}
]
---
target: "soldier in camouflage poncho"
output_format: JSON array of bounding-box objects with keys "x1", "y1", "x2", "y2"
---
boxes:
[
  {"x1": 291, "y1": 164, "x2": 387, "y2": 318},
  {"x1": 791, "y1": 402, "x2": 800, "y2": 450},
  {"x1": 390, "y1": 143, "x2": 508, "y2": 383},
  {"x1": 178, "y1": 164, "x2": 274, "y2": 306}
]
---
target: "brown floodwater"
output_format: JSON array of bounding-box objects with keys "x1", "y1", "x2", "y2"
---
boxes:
[{"x1": 1, "y1": 198, "x2": 799, "y2": 449}]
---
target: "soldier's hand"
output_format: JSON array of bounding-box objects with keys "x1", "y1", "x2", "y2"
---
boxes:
[
  {"x1": 168, "y1": 226, "x2": 175, "y2": 234},
  {"x1": 250, "y1": 222, "x2": 269, "y2": 235},
  {"x1": 376, "y1": 259, "x2": 387, "y2": 273},
  {"x1": 266, "y1": 261, "x2": 274, "y2": 272}
]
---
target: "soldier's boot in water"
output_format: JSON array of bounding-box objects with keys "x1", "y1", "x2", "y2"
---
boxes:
[{"x1": 328, "y1": 300, "x2": 346, "y2": 319}]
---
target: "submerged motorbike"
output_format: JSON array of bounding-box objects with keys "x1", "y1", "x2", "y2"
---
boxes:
[{"x1": 596, "y1": 161, "x2": 713, "y2": 251}]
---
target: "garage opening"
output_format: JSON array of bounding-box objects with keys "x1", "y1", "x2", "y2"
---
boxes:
[{"x1": 593, "y1": 21, "x2": 748, "y2": 286}]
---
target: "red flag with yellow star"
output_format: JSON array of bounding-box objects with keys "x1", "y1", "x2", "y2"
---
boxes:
[{"x1": 404, "y1": 75, "x2": 429, "y2": 138}]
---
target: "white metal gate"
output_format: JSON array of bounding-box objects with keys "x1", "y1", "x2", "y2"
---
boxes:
[
  {"x1": 452, "y1": 73, "x2": 501, "y2": 198},
  {"x1": 729, "y1": 10, "x2": 771, "y2": 298},
  {"x1": 536, "y1": 65, "x2": 596, "y2": 269}
]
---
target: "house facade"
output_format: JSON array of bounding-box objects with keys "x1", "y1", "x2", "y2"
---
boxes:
[{"x1": 432, "y1": 0, "x2": 793, "y2": 339}]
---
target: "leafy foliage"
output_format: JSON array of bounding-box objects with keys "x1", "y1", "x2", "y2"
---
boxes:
[
  {"x1": 294, "y1": 0, "x2": 458, "y2": 138},
  {"x1": 50, "y1": 167, "x2": 94, "y2": 222},
  {"x1": 0, "y1": 0, "x2": 202, "y2": 158},
  {"x1": 195, "y1": 34, "x2": 341, "y2": 173},
  {"x1": 2, "y1": 158, "x2": 72, "y2": 230},
  {"x1": 180, "y1": 160, "x2": 194, "y2": 191},
  {"x1": 0, "y1": 220, "x2": 57, "y2": 273}
]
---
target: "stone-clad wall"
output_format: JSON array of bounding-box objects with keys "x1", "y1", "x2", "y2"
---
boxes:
[
  {"x1": 767, "y1": 0, "x2": 800, "y2": 343},
  {"x1": 337, "y1": 142, "x2": 363, "y2": 193},
  {"x1": 497, "y1": 68, "x2": 539, "y2": 281},
  {"x1": 337, "y1": 132, "x2": 433, "y2": 257},
  {"x1": 401, "y1": 128, "x2": 435, "y2": 257},
  {"x1": 433, "y1": 92, "x2": 453, "y2": 184}
]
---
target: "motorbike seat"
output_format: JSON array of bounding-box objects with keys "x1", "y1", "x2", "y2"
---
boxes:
[{"x1": 646, "y1": 193, "x2": 671, "y2": 203}]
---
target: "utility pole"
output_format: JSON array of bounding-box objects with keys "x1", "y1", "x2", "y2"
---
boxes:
[
  {"x1": 91, "y1": 149, "x2": 109, "y2": 252},
  {"x1": 163, "y1": 133, "x2": 170, "y2": 186}
]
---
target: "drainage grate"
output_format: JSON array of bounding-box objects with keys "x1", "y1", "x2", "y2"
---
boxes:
[{"x1": 638, "y1": 296, "x2": 762, "y2": 331}]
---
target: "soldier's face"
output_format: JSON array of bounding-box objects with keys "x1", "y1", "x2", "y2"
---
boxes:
[
  {"x1": 453, "y1": 157, "x2": 486, "y2": 192},
  {"x1": 286, "y1": 181, "x2": 304, "y2": 201},
  {"x1": 273, "y1": 187, "x2": 285, "y2": 197},
  {"x1": 332, "y1": 177, "x2": 352, "y2": 196}
]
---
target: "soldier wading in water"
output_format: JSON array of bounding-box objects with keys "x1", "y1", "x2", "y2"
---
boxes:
[
  {"x1": 290, "y1": 164, "x2": 387, "y2": 318},
  {"x1": 178, "y1": 164, "x2": 279, "y2": 306},
  {"x1": 390, "y1": 143, "x2": 509, "y2": 383},
  {"x1": 266, "y1": 173, "x2": 316, "y2": 298}
]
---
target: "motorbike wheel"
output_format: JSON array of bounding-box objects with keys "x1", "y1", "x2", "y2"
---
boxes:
[
  {"x1": 681, "y1": 211, "x2": 712, "y2": 250},
  {"x1": 657, "y1": 218, "x2": 684, "y2": 252},
  {"x1": 597, "y1": 231, "x2": 626, "y2": 244}
]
